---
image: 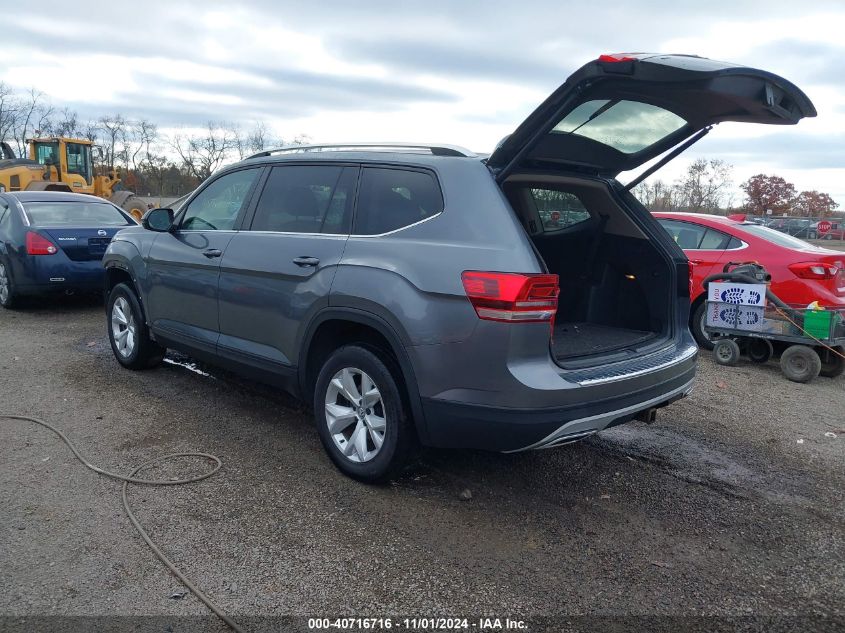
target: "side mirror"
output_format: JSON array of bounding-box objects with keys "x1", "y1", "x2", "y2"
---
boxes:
[{"x1": 143, "y1": 207, "x2": 174, "y2": 232}]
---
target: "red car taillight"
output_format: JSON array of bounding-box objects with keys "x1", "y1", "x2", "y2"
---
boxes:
[
  {"x1": 461, "y1": 271, "x2": 559, "y2": 322},
  {"x1": 26, "y1": 232, "x2": 58, "y2": 255},
  {"x1": 789, "y1": 262, "x2": 839, "y2": 280},
  {"x1": 789, "y1": 261, "x2": 845, "y2": 297}
]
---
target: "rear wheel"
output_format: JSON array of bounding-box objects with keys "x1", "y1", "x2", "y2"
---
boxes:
[
  {"x1": 779, "y1": 345, "x2": 821, "y2": 383},
  {"x1": 107, "y1": 283, "x2": 165, "y2": 369},
  {"x1": 0, "y1": 260, "x2": 18, "y2": 309},
  {"x1": 692, "y1": 301, "x2": 719, "y2": 350},
  {"x1": 713, "y1": 339, "x2": 740, "y2": 366},
  {"x1": 314, "y1": 345, "x2": 417, "y2": 483},
  {"x1": 747, "y1": 338, "x2": 774, "y2": 364},
  {"x1": 121, "y1": 196, "x2": 148, "y2": 222},
  {"x1": 817, "y1": 346, "x2": 845, "y2": 378}
]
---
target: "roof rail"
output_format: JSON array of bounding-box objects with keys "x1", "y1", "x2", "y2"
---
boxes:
[{"x1": 246, "y1": 143, "x2": 476, "y2": 160}]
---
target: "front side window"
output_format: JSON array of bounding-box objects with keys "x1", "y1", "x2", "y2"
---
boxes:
[
  {"x1": 180, "y1": 168, "x2": 260, "y2": 231},
  {"x1": 22, "y1": 201, "x2": 132, "y2": 227},
  {"x1": 65, "y1": 143, "x2": 92, "y2": 183},
  {"x1": 553, "y1": 100, "x2": 687, "y2": 154},
  {"x1": 354, "y1": 168, "x2": 443, "y2": 235},
  {"x1": 250, "y1": 165, "x2": 355, "y2": 234},
  {"x1": 529, "y1": 188, "x2": 591, "y2": 231}
]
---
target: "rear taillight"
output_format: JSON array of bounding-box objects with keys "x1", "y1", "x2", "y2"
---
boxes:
[
  {"x1": 789, "y1": 262, "x2": 839, "y2": 280},
  {"x1": 461, "y1": 271, "x2": 559, "y2": 322},
  {"x1": 26, "y1": 232, "x2": 58, "y2": 255}
]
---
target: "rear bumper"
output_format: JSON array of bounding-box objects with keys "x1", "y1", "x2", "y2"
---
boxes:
[
  {"x1": 14, "y1": 256, "x2": 106, "y2": 294},
  {"x1": 420, "y1": 353, "x2": 696, "y2": 452}
]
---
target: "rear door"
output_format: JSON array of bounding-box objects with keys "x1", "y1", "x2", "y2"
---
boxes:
[
  {"x1": 145, "y1": 167, "x2": 262, "y2": 353},
  {"x1": 657, "y1": 218, "x2": 742, "y2": 299},
  {"x1": 487, "y1": 54, "x2": 816, "y2": 180},
  {"x1": 216, "y1": 164, "x2": 357, "y2": 372}
]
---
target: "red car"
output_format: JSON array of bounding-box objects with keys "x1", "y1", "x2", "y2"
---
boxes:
[{"x1": 654, "y1": 212, "x2": 845, "y2": 348}]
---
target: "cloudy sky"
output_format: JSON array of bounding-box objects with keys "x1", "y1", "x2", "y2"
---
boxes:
[{"x1": 3, "y1": 0, "x2": 844, "y2": 202}]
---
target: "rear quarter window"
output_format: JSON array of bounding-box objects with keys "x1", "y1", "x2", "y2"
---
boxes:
[
  {"x1": 529, "y1": 188, "x2": 590, "y2": 232},
  {"x1": 354, "y1": 167, "x2": 443, "y2": 235}
]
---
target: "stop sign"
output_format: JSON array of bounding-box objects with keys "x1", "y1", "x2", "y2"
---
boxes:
[
  {"x1": 550, "y1": 211, "x2": 561, "y2": 222},
  {"x1": 818, "y1": 220, "x2": 832, "y2": 233}
]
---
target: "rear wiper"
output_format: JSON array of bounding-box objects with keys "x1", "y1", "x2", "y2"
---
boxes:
[{"x1": 625, "y1": 126, "x2": 712, "y2": 190}]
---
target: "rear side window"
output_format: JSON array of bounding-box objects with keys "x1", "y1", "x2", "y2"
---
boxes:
[
  {"x1": 529, "y1": 188, "x2": 590, "y2": 231},
  {"x1": 658, "y1": 219, "x2": 707, "y2": 249},
  {"x1": 250, "y1": 165, "x2": 355, "y2": 234},
  {"x1": 354, "y1": 167, "x2": 443, "y2": 235},
  {"x1": 659, "y1": 219, "x2": 735, "y2": 250}
]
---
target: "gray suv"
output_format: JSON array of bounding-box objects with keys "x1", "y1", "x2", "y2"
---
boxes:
[{"x1": 103, "y1": 54, "x2": 814, "y2": 481}]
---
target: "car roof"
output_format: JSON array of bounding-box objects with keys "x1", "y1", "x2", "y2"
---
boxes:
[
  {"x1": 653, "y1": 211, "x2": 742, "y2": 226},
  {"x1": 5, "y1": 191, "x2": 115, "y2": 204},
  {"x1": 224, "y1": 144, "x2": 483, "y2": 171}
]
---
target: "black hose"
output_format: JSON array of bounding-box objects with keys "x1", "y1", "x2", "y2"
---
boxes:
[{"x1": 1, "y1": 413, "x2": 243, "y2": 633}]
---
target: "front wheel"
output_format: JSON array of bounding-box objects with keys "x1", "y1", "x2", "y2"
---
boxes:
[
  {"x1": 107, "y1": 283, "x2": 165, "y2": 369},
  {"x1": 713, "y1": 339, "x2": 741, "y2": 366},
  {"x1": 121, "y1": 196, "x2": 148, "y2": 222},
  {"x1": 314, "y1": 345, "x2": 417, "y2": 483}
]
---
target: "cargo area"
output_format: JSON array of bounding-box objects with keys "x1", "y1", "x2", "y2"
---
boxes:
[{"x1": 502, "y1": 175, "x2": 673, "y2": 364}]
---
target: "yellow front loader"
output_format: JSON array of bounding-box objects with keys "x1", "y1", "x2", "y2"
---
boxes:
[{"x1": 0, "y1": 137, "x2": 147, "y2": 220}]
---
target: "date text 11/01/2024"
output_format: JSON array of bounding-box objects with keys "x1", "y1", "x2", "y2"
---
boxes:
[{"x1": 307, "y1": 618, "x2": 528, "y2": 630}]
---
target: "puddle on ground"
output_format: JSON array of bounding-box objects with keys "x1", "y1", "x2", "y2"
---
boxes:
[
  {"x1": 163, "y1": 355, "x2": 215, "y2": 378},
  {"x1": 594, "y1": 425, "x2": 762, "y2": 495}
]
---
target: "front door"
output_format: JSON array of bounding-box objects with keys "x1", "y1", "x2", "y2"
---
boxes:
[
  {"x1": 217, "y1": 164, "x2": 357, "y2": 372},
  {"x1": 146, "y1": 167, "x2": 262, "y2": 354}
]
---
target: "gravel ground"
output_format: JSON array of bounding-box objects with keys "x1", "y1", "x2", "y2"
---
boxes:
[{"x1": 1, "y1": 298, "x2": 843, "y2": 632}]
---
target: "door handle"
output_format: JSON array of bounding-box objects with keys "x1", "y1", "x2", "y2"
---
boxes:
[
  {"x1": 292, "y1": 256, "x2": 320, "y2": 267},
  {"x1": 203, "y1": 249, "x2": 223, "y2": 258}
]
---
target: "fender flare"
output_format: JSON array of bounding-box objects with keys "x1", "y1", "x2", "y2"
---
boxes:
[{"x1": 298, "y1": 307, "x2": 429, "y2": 444}]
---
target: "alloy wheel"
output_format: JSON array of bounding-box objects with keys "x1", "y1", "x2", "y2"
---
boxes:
[
  {"x1": 324, "y1": 367, "x2": 386, "y2": 463},
  {"x1": 111, "y1": 296, "x2": 137, "y2": 358},
  {"x1": 0, "y1": 263, "x2": 9, "y2": 304}
]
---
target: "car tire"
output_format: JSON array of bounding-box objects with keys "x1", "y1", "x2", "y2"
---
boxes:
[
  {"x1": 107, "y1": 282, "x2": 165, "y2": 369},
  {"x1": 691, "y1": 301, "x2": 718, "y2": 350},
  {"x1": 0, "y1": 259, "x2": 19, "y2": 309},
  {"x1": 818, "y1": 346, "x2": 845, "y2": 379},
  {"x1": 808, "y1": 231, "x2": 817, "y2": 240},
  {"x1": 713, "y1": 339, "x2": 741, "y2": 366},
  {"x1": 314, "y1": 345, "x2": 417, "y2": 483},
  {"x1": 779, "y1": 345, "x2": 821, "y2": 383}
]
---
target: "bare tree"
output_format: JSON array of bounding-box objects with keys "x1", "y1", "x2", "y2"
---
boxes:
[
  {"x1": 172, "y1": 122, "x2": 235, "y2": 181},
  {"x1": 674, "y1": 158, "x2": 733, "y2": 213},
  {"x1": 0, "y1": 82, "x2": 22, "y2": 147},
  {"x1": 12, "y1": 88, "x2": 55, "y2": 156},
  {"x1": 98, "y1": 114, "x2": 127, "y2": 169}
]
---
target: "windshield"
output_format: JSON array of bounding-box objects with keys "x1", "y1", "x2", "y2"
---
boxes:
[
  {"x1": 737, "y1": 223, "x2": 823, "y2": 250},
  {"x1": 552, "y1": 99, "x2": 687, "y2": 154},
  {"x1": 23, "y1": 201, "x2": 133, "y2": 227}
]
